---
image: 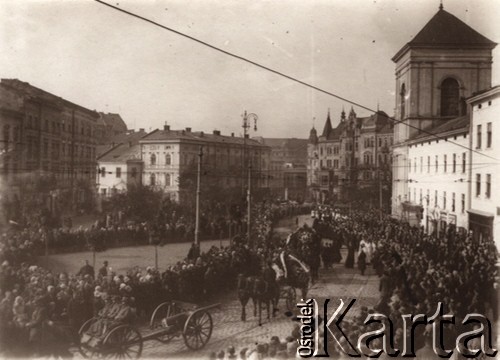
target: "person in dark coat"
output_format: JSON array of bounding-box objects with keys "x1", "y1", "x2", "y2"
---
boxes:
[{"x1": 358, "y1": 248, "x2": 367, "y2": 276}]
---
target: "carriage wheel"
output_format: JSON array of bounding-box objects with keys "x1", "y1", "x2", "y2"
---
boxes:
[
  {"x1": 78, "y1": 317, "x2": 99, "y2": 358},
  {"x1": 149, "y1": 301, "x2": 181, "y2": 343},
  {"x1": 285, "y1": 287, "x2": 297, "y2": 312},
  {"x1": 182, "y1": 311, "x2": 213, "y2": 350},
  {"x1": 102, "y1": 324, "x2": 143, "y2": 359}
]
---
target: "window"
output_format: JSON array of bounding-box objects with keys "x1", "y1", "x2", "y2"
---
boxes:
[
  {"x1": 102, "y1": 188, "x2": 107, "y2": 196},
  {"x1": 419, "y1": 189, "x2": 422, "y2": 205},
  {"x1": 444, "y1": 155, "x2": 447, "y2": 173},
  {"x1": 434, "y1": 190, "x2": 438, "y2": 206},
  {"x1": 420, "y1": 157, "x2": 423, "y2": 172},
  {"x1": 165, "y1": 173, "x2": 171, "y2": 186},
  {"x1": 131, "y1": 167, "x2": 137, "y2": 178},
  {"x1": 452, "y1": 193, "x2": 455, "y2": 212},
  {"x1": 426, "y1": 189, "x2": 430, "y2": 206},
  {"x1": 487, "y1": 123, "x2": 492, "y2": 148},
  {"x1": 408, "y1": 159, "x2": 411, "y2": 172},
  {"x1": 400, "y1": 84, "x2": 406, "y2": 119},
  {"x1": 443, "y1": 191, "x2": 447, "y2": 210},
  {"x1": 486, "y1": 174, "x2": 491, "y2": 198},
  {"x1": 150, "y1": 153, "x2": 156, "y2": 165},
  {"x1": 116, "y1": 167, "x2": 121, "y2": 178},
  {"x1": 462, "y1": 153, "x2": 466, "y2": 173},
  {"x1": 165, "y1": 154, "x2": 171, "y2": 165},
  {"x1": 452, "y1": 154, "x2": 456, "y2": 173},
  {"x1": 476, "y1": 174, "x2": 481, "y2": 196},
  {"x1": 101, "y1": 167, "x2": 106, "y2": 178},
  {"x1": 327, "y1": 159, "x2": 332, "y2": 168},
  {"x1": 334, "y1": 160, "x2": 339, "y2": 169},
  {"x1": 414, "y1": 158, "x2": 417, "y2": 172},
  {"x1": 150, "y1": 173, "x2": 156, "y2": 186},
  {"x1": 440, "y1": 78, "x2": 460, "y2": 116},
  {"x1": 461, "y1": 194, "x2": 465, "y2": 213},
  {"x1": 435, "y1": 156, "x2": 438, "y2": 172},
  {"x1": 427, "y1": 156, "x2": 430, "y2": 173},
  {"x1": 477, "y1": 125, "x2": 482, "y2": 149}
]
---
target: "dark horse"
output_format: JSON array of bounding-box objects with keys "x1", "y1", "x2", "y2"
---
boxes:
[
  {"x1": 237, "y1": 269, "x2": 279, "y2": 326},
  {"x1": 237, "y1": 274, "x2": 257, "y2": 322}
]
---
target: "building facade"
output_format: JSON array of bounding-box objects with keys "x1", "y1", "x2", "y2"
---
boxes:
[
  {"x1": 307, "y1": 108, "x2": 393, "y2": 207},
  {"x1": 406, "y1": 116, "x2": 470, "y2": 232},
  {"x1": 96, "y1": 129, "x2": 148, "y2": 196},
  {"x1": 0, "y1": 79, "x2": 101, "y2": 219},
  {"x1": 467, "y1": 86, "x2": 500, "y2": 250},
  {"x1": 254, "y1": 137, "x2": 308, "y2": 202},
  {"x1": 391, "y1": 5, "x2": 496, "y2": 219},
  {"x1": 139, "y1": 125, "x2": 271, "y2": 202}
]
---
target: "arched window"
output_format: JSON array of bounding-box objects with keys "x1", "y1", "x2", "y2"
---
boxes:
[
  {"x1": 165, "y1": 154, "x2": 171, "y2": 165},
  {"x1": 150, "y1": 173, "x2": 156, "y2": 186},
  {"x1": 400, "y1": 84, "x2": 406, "y2": 120},
  {"x1": 150, "y1": 153, "x2": 156, "y2": 165},
  {"x1": 440, "y1": 78, "x2": 460, "y2": 117}
]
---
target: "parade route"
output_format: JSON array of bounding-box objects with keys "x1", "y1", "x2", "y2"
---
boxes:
[{"x1": 139, "y1": 263, "x2": 379, "y2": 358}]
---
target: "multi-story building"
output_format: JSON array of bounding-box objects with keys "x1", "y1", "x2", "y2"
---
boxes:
[
  {"x1": 95, "y1": 112, "x2": 128, "y2": 145},
  {"x1": 391, "y1": 4, "x2": 496, "y2": 219},
  {"x1": 467, "y1": 86, "x2": 500, "y2": 250},
  {"x1": 307, "y1": 108, "x2": 393, "y2": 206},
  {"x1": 96, "y1": 130, "x2": 148, "y2": 197},
  {"x1": 0, "y1": 79, "x2": 101, "y2": 216},
  {"x1": 254, "y1": 137, "x2": 308, "y2": 202},
  {"x1": 406, "y1": 115, "x2": 470, "y2": 232},
  {"x1": 139, "y1": 125, "x2": 270, "y2": 202}
]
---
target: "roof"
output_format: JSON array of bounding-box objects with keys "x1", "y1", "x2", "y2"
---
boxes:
[
  {"x1": 321, "y1": 112, "x2": 333, "y2": 138},
  {"x1": 393, "y1": 8, "x2": 496, "y2": 61},
  {"x1": 410, "y1": 115, "x2": 469, "y2": 142},
  {"x1": 98, "y1": 143, "x2": 141, "y2": 163},
  {"x1": 140, "y1": 129, "x2": 269, "y2": 148},
  {"x1": 467, "y1": 85, "x2": 500, "y2": 103},
  {"x1": 97, "y1": 129, "x2": 148, "y2": 157},
  {"x1": 99, "y1": 112, "x2": 128, "y2": 131},
  {"x1": 256, "y1": 137, "x2": 308, "y2": 150}
]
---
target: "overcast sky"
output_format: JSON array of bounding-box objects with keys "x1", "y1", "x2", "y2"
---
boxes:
[{"x1": 1, "y1": 0, "x2": 499, "y2": 138}]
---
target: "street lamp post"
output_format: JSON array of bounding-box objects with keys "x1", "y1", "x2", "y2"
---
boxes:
[{"x1": 241, "y1": 111, "x2": 258, "y2": 248}]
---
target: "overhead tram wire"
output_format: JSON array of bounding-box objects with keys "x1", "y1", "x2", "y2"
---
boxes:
[{"x1": 94, "y1": 0, "x2": 498, "y2": 162}]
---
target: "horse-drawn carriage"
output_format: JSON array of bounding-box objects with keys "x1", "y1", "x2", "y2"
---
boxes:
[{"x1": 78, "y1": 300, "x2": 219, "y2": 358}]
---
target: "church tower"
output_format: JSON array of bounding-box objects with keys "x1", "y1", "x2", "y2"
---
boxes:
[{"x1": 392, "y1": 4, "x2": 496, "y2": 217}]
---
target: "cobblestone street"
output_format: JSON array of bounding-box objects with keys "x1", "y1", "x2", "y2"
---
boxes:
[{"x1": 140, "y1": 262, "x2": 379, "y2": 359}]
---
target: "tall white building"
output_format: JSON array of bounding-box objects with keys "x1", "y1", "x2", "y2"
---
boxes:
[
  {"x1": 391, "y1": 5, "x2": 496, "y2": 219},
  {"x1": 467, "y1": 86, "x2": 500, "y2": 250},
  {"x1": 406, "y1": 116, "x2": 470, "y2": 233}
]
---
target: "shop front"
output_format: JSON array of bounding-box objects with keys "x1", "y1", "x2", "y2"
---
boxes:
[{"x1": 468, "y1": 209, "x2": 494, "y2": 242}]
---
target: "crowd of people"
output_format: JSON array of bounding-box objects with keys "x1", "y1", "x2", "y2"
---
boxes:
[
  {"x1": 2, "y1": 198, "x2": 497, "y2": 358},
  {"x1": 312, "y1": 206, "x2": 498, "y2": 355},
  {"x1": 0, "y1": 200, "x2": 312, "y2": 358}
]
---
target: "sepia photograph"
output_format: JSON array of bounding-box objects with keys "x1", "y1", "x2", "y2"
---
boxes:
[{"x1": 0, "y1": 0, "x2": 499, "y2": 358}]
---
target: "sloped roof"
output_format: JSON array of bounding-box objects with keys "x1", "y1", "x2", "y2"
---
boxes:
[
  {"x1": 393, "y1": 8, "x2": 496, "y2": 61},
  {"x1": 98, "y1": 143, "x2": 141, "y2": 162},
  {"x1": 97, "y1": 129, "x2": 148, "y2": 157},
  {"x1": 141, "y1": 129, "x2": 268, "y2": 148},
  {"x1": 410, "y1": 115, "x2": 469, "y2": 141},
  {"x1": 99, "y1": 112, "x2": 128, "y2": 131},
  {"x1": 321, "y1": 112, "x2": 333, "y2": 138}
]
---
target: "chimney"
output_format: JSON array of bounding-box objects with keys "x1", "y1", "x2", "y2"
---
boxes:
[
  {"x1": 200, "y1": 131, "x2": 204, "y2": 137},
  {"x1": 213, "y1": 130, "x2": 221, "y2": 136},
  {"x1": 164, "y1": 124, "x2": 170, "y2": 131},
  {"x1": 231, "y1": 132, "x2": 234, "y2": 137},
  {"x1": 185, "y1": 127, "x2": 191, "y2": 132},
  {"x1": 139, "y1": 128, "x2": 145, "y2": 132}
]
